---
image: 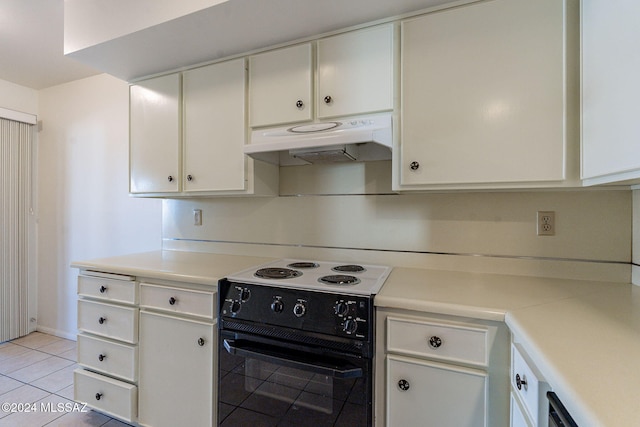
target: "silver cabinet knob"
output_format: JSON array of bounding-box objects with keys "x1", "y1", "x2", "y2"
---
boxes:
[
  {"x1": 197, "y1": 338, "x2": 205, "y2": 347},
  {"x1": 324, "y1": 95, "x2": 333, "y2": 104},
  {"x1": 296, "y1": 100, "x2": 304, "y2": 109},
  {"x1": 169, "y1": 297, "x2": 177, "y2": 306},
  {"x1": 98, "y1": 317, "x2": 106, "y2": 325},
  {"x1": 187, "y1": 175, "x2": 193, "y2": 182},
  {"x1": 99, "y1": 285, "x2": 107, "y2": 293},
  {"x1": 168, "y1": 175, "x2": 174, "y2": 182},
  {"x1": 95, "y1": 393, "x2": 103, "y2": 401},
  {"x1": 398, "y1": 379, "x2": 410, "y2": 391},
  {"x1": 516, "y1": 373, "x2": 527, "y2": 390},
  {"x1": 410, "y1": 161, "x2": 420, "y2": 171},
  {"x1": 98, "y1": 353, "x2": 106, "y2": 362},
  {"x1": 428, "y1": 336, "x2": 443, "y2": 349}
]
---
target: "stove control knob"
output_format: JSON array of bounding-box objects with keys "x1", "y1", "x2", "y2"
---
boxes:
[
  {"x1": 229, "y1": 301, "x2": 241, "y2": 315},
  {"x1": 293, "y1": 302, "x2": 306, "y2": 318},
  {"x1": 240, "y1": 288, "x2": 251, "y2": 302},
  {"x1": 335, "y1": 302, "x2": 349, "y2": 317},
  {"x1": 271, "y1": 299, "x2": 284, "y2": 313},
  {"x1": 343, "y1": 319, "x2": 358, "y2": 334}
]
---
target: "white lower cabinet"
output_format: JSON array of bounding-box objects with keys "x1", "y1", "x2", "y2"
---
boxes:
[
  {"x1": 138, "y1": 292, "x2": 216, "y2": 427},
  {"x1": 509, "y1": 343, "x2": 550, "y2": 427},
  {"x1": 75, "y1": 271, "x2": 217, "y2": 427},
  {"x1": 387, "y1": 355, "x2": 487, "y2": 426},
  {"x1": 376, "y1": 309, "x2": 509, "y2": 427},
  {"x1": 75, "y1": 272, "x2": 139, "y2": 423}
]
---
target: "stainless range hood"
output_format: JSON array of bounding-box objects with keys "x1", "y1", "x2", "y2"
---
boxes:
[{"x1": 245, "y1": 113, "x2": 393, "y2": 165}]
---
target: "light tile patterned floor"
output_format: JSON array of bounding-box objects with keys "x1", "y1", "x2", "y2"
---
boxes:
[{"x1": 0, "y1": 332, "x2": 131, "y2": 427}]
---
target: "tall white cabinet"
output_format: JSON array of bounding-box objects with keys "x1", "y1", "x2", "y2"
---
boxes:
[
  {"x1": 396, "y1": 0, "x2": 579, "y2": 191},
  {"x1": 581, "y1": 0, "x2": 640, "y2": 186}
]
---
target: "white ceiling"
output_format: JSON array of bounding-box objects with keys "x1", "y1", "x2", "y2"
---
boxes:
[
  {"x1": 0, "y1": 0, "x2": 463, "y2": 90},
  {"x1": 0, "y1": 0, "x2": 101, "y2": 90}
]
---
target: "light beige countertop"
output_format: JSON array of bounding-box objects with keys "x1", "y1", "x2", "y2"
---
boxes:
[
  {"x1": 71, "y1": 251, "x2": 636, "y2": 426},
  {"x1": 375, "y1": 267, "x2": 620, "y2": 321},
  {"x1": 71, "y1": 250, "x2": 274, "y2": 286}
]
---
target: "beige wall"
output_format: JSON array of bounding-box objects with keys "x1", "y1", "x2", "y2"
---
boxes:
[
  {"x1": 37, "y1": 74, "x2": 162, "y2": 338},
  {"x1": 0, "y1": 78, "x2": 38, "y2": 115},
  {"x1": 163, "y1": 186, "x2": 631, "y2": 279}
]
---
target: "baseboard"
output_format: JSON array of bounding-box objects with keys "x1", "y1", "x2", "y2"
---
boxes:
[{"x1": 36, "y1": 325, "x2": 77, "y2": 341}]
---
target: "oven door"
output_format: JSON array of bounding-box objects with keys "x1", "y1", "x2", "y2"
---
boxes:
[{"x1": 218, "y1": 330, "x2": 371, "y2": 426}]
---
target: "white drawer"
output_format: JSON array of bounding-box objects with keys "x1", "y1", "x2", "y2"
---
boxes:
[
  {"x1": 78, "y1": 275, "x2": 137, "y2": 305},
  {"x1": 387, "y1": 316, "x2": 488, "y2": 366},
  {"x1": 74, "y1": 368, "x2": 137, "y2": 423},
  {"x1": 77, "y1": 333, "x2": 138, "y2": 382},
  {"x1": 78, "y1": 300, "x2": 138, "y2": 344},
  {"x1": 140, "y1": 283, "x2": 215, "y2": 319},
  {"x1": 511, "y1": 343, "x2": 548, "y2": 425},
  {"x1": 510, "y1": 392, "x2": 533, "y2": 427}
]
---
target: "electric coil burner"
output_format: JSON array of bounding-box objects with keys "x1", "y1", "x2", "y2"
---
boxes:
[
  {"x1": 218, "y1": 258, "x2": 392, "y2": 427},
  {"x1": 254, "y1": 267, "x2": 302, "y2": 280},
  {"x1": 332, "y1": 264, "x2": 366, "y2": 273},
  {"x1": 318, "y1": 274, "x2": 361, "y2": 286}
]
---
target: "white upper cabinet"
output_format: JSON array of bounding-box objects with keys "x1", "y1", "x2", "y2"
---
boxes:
[
  {"x1": 396, "y1": 0, "x2": 579, "y2": 191},
  {"x1": 130, "y1": 61, "x2": 278, "y2": 197},
  {"x1": 249, "y1": 43, "x2": 313, "y2": 128},
  {"x1": 317, "y1": 24, "x2": 394, "y2": 119},
  {"x1": 183, "y1": 59, "x2": 248, "y2": 193},
  {"x1": 249, "y1": 23, "x2": 395, "y2": 128},
  {"x1": 581, "y1": 0, "x2": 640, "y2": 186},
  {"x1": 130, "y1": 74, "x2": 181, "y2": 194}
]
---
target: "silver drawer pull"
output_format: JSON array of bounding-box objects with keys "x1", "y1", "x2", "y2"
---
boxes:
[
  {"x1": 428, "y1": 335, "x2": 443, "y2": 349},
  {"x1": 95, "y1": 392, "x2": 103, "y2": 401},
  {"x1": 99, "y1": 285, "x2": 107, "y2": 293},
  {"x1": 516, "y1": 373, "x2": 527, "y2": 391},
  {"x1": 98, "y1": 354, "x2": 106, "y2": 362},
  {"x1": 98, "y1": 317, "x2": 106, "y2": 325},
  {"x1": 169, "y1": 297, "x2": 177, "y2": 306},
  {"x1": 197, "y1": 337, "x2": 205, "y2": 347},
  {"x1": 398, "y1": 379, "x2": 410, "y2": 391}
]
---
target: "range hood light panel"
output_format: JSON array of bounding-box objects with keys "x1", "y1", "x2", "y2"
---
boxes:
[{"x1": 290, "y1": 145, "x2": 358, "y2": 164}]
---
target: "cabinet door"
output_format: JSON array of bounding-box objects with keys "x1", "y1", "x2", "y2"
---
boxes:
[
  {"x1": 399, "y1": 0, "x2": 570, "y2": 188},
  {"x1": 130, "y1": 74, "x2": 180, "y2": 194},
  {"x1": 317, "y1": 24, "x2": 394, "y2": 119},
  {"x1": 249, "y1": 43, "x2": 313, "y2": 127},
  {"x1": 138, "y1": 311, "x2": 215, "y2": 427},
  {"x1": 581, "y1": 0, "x2": 640, "y2": 185},
  {"x1": 183, "y1": 59, "x2": 247, "y2": 192},
  {"x1": 387, "y1": 355, "x2": 487, "y2": 427}
]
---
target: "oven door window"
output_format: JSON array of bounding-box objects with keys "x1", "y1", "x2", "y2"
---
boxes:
[{"x1": 218, "y1": 335, "x2": 370, "y2": 426}]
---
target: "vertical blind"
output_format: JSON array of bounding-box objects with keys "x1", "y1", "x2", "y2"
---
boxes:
[{"x1": 0, "y1": 117, "x2": 34, "y2": 342}]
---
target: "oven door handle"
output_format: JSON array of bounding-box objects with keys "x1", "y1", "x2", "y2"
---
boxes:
[{"x1": 223, "y1": 339, "x2": 363, "y2": 379}]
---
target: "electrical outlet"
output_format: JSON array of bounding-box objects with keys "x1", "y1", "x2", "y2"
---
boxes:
[
  {"x1": 537, "y1": 211, "x2": 555, "y2": 236},
  {"x1": 193, "y1": 209, "x2": 202, "y2": 226}
]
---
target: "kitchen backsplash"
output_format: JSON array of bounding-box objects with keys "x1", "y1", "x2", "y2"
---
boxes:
[{"x1": 162, "y1": 184, "x2": 631, "y2": 282}]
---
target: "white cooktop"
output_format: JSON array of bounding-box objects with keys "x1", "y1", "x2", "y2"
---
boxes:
[{"x1": 225, "y1": 258, "x2": 392, "y2": 295}]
